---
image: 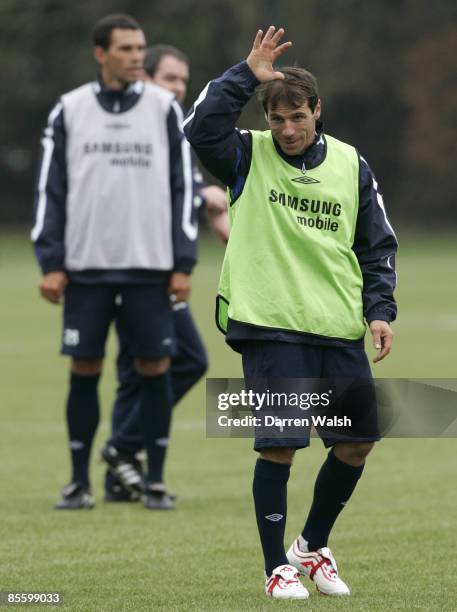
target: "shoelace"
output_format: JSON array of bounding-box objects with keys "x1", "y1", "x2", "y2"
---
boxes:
[{"x1": 278, "y1": 573, "x2": 300, "y2": 586}]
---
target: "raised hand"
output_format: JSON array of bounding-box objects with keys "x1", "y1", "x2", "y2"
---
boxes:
[{"x1": 246, "y1": 26, "x2": 292, "y2": 83}]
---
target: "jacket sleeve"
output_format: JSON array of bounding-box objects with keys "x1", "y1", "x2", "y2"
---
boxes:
[
  {"x1": 353, "y1": 156, "x2": 398, "y2": 323},
  {"x1": 168, "y1": 101, "x2": 197, "y2": 274},
  {"x1": 31, "y1": 101, "x2": 67, "y2": 274},
  {"x1": 183, "y1": 61, "x2": 255, "y2": 191},
  {"x1": 191, "y1": 160, "x2": 207, "y2": 223}
]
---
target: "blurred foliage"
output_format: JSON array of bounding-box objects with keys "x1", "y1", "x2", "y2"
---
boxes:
[{"x1": 1, "y1": 0, "x2": 456, "y2": 227}]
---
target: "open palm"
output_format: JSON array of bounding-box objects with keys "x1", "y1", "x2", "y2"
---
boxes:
[{"x1": 246, "y1": 26, "x2": 292, "y2": 82}]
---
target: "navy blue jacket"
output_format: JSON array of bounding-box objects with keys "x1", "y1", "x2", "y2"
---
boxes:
[
  {"x1": 184, "y1": 62, "x2": 398, "y2": 348},
  {"x1": 32, "y1": 76, "x2": 197, "y2": 283}
]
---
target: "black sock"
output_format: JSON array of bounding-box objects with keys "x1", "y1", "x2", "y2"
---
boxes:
[
  {"x1": 302, "y1": 448, "x2": 364, "y2": 551},
  {"x1": 253, "y1": 458, "x2": 291, "y2": 576},
  {"x1": 66, "y1": 372, "x2": 100, "y2": 487},
  {"x1": 139, "y1": 372, "x2": 173, "y2": 484}
]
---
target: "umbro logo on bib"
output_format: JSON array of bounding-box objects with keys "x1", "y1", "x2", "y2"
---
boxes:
[
  {"x1": 105, "y1": 123, "x2": 131, "y2": 130},
  {"x1": 291, "y1": 175, "x2": 320, "y2": 185}
]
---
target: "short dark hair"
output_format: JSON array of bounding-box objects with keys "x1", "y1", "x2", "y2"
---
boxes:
[
  {"x1": 93, "y1": 14, "x2": 141, "y2": 50},
  {"x1": 257, "y1": 67, "x2": 319, "y2": 113},
  {"x1": 144, "y1": 45, "x2": 189, "y2": 78}
]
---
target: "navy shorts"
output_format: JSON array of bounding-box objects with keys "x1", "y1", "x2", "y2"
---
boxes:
[
  {"x1": 240, "y1": 341, "x2": 379, "y2": 451},
  {"x1": 62, "y1": 283, "x2": 175, "y2": 359}
]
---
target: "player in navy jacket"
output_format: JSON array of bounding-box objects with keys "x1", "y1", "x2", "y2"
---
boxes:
[
  {"x1": 32, "y1": 15, "x2": 197, "y2": 510},
  {"x1": 101, "y1": 44, "x2": 229, "y2": 508},
  {"x1": 184, "y1": 58, "x2": 397, "y2": 352},
  {"x1": 184, "y1": 27, "x2": 397, "y2": 598}
]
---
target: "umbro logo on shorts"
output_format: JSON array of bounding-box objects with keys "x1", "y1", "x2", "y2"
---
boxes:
[
  {"x1": 63, "y1": 328, "x2": 80, "y2": 346},
  {"x1": 172, "y1": 302, "x2": 187, "y2": 312},
  {"x1": 162, "y1": 337, "x2": 173, "y2": 345},
  {"x1": 265, "y1": 513, "x2": 284, "y2": 522}
]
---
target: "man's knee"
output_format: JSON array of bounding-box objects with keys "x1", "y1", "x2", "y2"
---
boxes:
[
  {"x1": 260, "y1": 447, "x2": 296, "y2": 465},
  {"x1": 135, "y1": 356, "x2": 170, "y2": 376},
  {"x1": 71, "y1": 358, "x2": 103, "y2": 375},
  {"x1": 333, "y1": 441, "x2": 375, "y2": 466}
]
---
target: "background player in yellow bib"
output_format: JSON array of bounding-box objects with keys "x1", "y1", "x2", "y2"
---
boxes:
[{"x1": 185, "y1": 27, "x2": 397, "y2": 599}]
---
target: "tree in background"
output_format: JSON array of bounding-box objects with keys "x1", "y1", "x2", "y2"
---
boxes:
[{"x1": 1, "y1": 0, "x2": 455, "y2": 227}]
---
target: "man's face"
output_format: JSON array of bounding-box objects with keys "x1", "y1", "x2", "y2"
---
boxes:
[
  {"x1": 148, "y1": 55, "x2": 189, "y2": 104},
  {"x1": 267, "y1": 99, "x2": 321, "y2": 156},
  {"x1": 95, "y1": 28, "x2": 146, "y2": 87}
]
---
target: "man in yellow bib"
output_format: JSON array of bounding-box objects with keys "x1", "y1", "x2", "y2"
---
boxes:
[{"x1": 184, "y1": 27, "x2": 397, "y2": 599}]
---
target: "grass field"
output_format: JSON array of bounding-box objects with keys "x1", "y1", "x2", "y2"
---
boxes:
[{"x1": 0, "y1": 232, "x2": 456, "y2": 611}]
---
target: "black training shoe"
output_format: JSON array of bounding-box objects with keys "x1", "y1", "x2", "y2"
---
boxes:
[
  {"x1": 54, "y1": 482, "x2": 95, "y2": 510},
  {"x1": 143, "y1": 483, "x2": 176, "y2": 510},
  {"x1": 101, "y1": 445, "x2": 144, "y2": 496},
  {"x1": 104, "y1": 469, "x2": 141, "y2": 502}
]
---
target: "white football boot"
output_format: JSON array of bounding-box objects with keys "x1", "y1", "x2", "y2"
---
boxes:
[
  {"x1": 286, "y1": 537, "x2": 350, "y2": 596},
  {"x1": 264, "y1": 564, "x2": 309, "y2": 599}
]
